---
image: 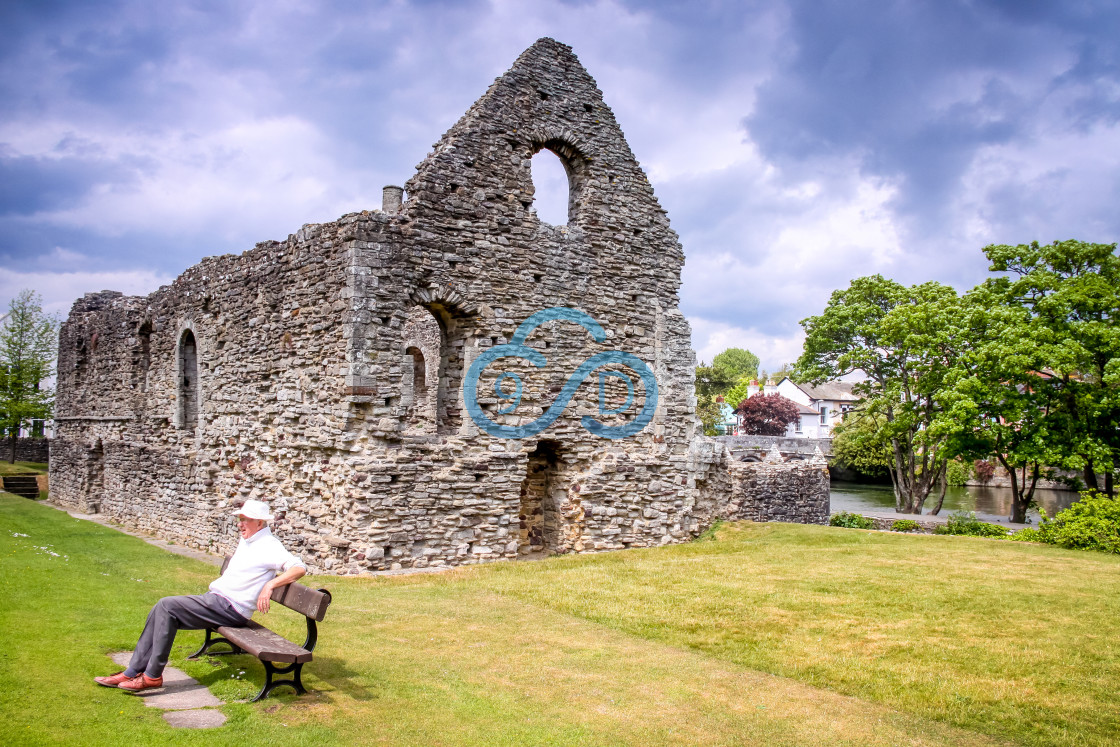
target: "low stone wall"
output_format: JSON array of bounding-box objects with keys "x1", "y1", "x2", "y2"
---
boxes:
[
  {"x1": 724, "y1": 446, "x2": 830, "y2": 524},
  {"x1": 3, "y1": 438, "x2": 50, "y2": 463},
  {"x1": 866, "y1": 516, "x2": 939, "y2": 534}
]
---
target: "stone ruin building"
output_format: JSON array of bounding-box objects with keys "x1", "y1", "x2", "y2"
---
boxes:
[{"x1": 50, "y1": 39, "x2": 827, "y2": 573}]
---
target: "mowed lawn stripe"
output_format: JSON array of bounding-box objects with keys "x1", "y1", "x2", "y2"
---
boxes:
[{"x1": 468, "y1": 521, "x2": 1120, "y2": 746}]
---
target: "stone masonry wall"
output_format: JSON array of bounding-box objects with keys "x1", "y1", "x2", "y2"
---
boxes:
[
  {"x1": 49, "y1": 39, "x2": 793, "y2": 574},
  {"x1": 6, "y1": 438, "x2": 50, "y2": 463},
  {"x1": 724, "y1": 446, "x2": 830, "y2": 525}
]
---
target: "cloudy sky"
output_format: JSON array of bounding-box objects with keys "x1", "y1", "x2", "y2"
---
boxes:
[{"x1": 3, "y1": 0, "x2": 1118, "y2": 371}]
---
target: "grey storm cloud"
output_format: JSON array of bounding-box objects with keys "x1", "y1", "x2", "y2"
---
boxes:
[
  {"x1": 1, "y1": 0, "x2": 1118, "y2": 368},
  {"x1": 743, "y1": 0, "x2": 1120, "y2": 233}
]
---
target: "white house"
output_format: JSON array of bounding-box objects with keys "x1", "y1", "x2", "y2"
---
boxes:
[
  {"x1": 774, "y1": 378, "x2": 859, "y2": 438},
  {"x1": 724, "y1": 378, "x2": 859, "y2": 438}
]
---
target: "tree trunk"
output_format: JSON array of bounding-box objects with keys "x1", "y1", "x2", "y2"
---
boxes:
[
  {"x1": 1083, "y1": 460, "x2": 1099, "y2": 493},
  {"x1": 928, "y1": 469, "x2": 947, "y2": 516},
  {"x1": 8, "y1": 430, "x2": 16, "y2": 464}
]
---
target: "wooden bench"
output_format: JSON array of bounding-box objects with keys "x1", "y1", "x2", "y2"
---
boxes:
[{"x1": 189, "y1": 560, "x2": 332, "y2": 702}]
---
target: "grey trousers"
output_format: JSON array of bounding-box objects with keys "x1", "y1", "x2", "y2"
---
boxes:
[{"x1": 125, "y1": 592, "x2": 248, "y2": 678}]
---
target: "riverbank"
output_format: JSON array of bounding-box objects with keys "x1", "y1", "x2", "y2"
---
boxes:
[{"x1": 830, "y1": 481, "x2": 1077, "y2": 526}]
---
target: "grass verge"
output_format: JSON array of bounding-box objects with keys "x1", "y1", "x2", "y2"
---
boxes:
[
  {"x1": 0, "y1": 461, "x2": 47, "y2": 476},
  {"x1": 3, "y1": 496, "x2": 1117, "y2": 745}
]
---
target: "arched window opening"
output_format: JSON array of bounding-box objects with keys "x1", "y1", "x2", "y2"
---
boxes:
[
  {"x1": 178, "y1": 329, "x2": 199, "y2": 431},
  {"x1": 402, "y1": 308, "x2": 441, "y2": 432},
  {"x1": 404, "y1": 345, "x2": 432, "y2": 428},
  {"x1": 530, "y1": 147, "x2": 571, "y2": 225},
  {"x1": 135, "y1": 321, "x2": 152, "y2": 392}
]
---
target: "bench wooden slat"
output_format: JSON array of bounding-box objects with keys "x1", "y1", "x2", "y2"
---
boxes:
[
  {"x1": 271, "y1": 582, "x2": 330, "y2": 621},
  {"x1": 216, "y1": 622, "x2": 313, "y2": 663}
]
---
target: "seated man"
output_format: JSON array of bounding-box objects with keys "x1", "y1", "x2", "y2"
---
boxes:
[{"x1": 95, "y1": 499, "x2": 306, "y2": 692}]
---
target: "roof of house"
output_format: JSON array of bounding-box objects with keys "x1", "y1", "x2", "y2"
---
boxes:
[{"x1": 786, "y1": 379, "x2": 860, "y2": 402}]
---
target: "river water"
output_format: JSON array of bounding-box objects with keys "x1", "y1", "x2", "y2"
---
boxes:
[{"x1": 830, "y1": 482, "x2": 1081, "y2": 525}]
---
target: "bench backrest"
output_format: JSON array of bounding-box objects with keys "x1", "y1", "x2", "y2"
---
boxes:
[{"x1": 219, "y1": 557, "x2": 332, "y2": 622}]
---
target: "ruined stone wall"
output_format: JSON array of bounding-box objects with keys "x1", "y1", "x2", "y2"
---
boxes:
[
  {"x1": 50, "y1": 39, "x2": 751, "y2": 573},
  {"x1": 723, "y1": 448, "x2": 830, "y2": 525},
  {"x1": 6, "y1": 438, "x2": 50, "y2": 463}
]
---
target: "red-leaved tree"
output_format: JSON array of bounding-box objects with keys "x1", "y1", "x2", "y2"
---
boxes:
[{"x1": 735, "y1": 393, "x2": 801, "y2": 436}]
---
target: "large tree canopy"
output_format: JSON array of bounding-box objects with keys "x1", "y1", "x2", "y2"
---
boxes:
[
  {"x1": 983, "y1": 240, "x2": 1120, "y2": 498},
  {"x1": 938, "y1": 283, "x2": 1068, "y2": 522},
  {"x1": 796, "y1": 275, "x2": 962, "y2": 514},
  {"x1": 0, "y1": 290, "x2": 58, "y2": 463},
  {"x1": 712, "y1": 348, "x2": 759, "y2": 380}
]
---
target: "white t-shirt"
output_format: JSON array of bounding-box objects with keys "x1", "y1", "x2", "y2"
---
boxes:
[{"x1": 209, "y1": 526, "x2": 305, "y2": 619}]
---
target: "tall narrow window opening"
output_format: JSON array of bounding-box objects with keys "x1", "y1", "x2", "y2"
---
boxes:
[
  {"x1": 136, "y1": 321, "x2": 152, "y2": 392},
  {"x1": 87, "y1": 439, "x2": 104, "y2": 514},
  {"x1": 179, "y1": 329, "x2": 198, "y2": 430}
]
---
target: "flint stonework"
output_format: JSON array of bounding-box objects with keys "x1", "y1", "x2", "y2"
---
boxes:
[{"x1": 50, "y1": 39, "x2": 823, "y2": 573}]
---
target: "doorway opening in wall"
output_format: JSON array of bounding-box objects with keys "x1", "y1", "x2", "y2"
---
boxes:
[
  {"x1": 519, "y1": 440, "x2": 562, "y2": 555},
  {"x1": 87, "y1": 439, "x2": 104, "y2": 514},
  {"x1": 530, "y1": 147, "x2": 570, "y2": 225}
]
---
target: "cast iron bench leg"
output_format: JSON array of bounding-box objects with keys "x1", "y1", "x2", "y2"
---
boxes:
[
  {"x1": 250, "y1": 661, "x2": 307, "y2": 703},
  {"x1": 188, "y1": 628, "x2": 245, "y2": 659}
]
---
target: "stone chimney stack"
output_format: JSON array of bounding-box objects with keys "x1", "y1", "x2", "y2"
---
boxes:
[{"x1": 382, "y1": 185, "x2": 403, "y2": 213}]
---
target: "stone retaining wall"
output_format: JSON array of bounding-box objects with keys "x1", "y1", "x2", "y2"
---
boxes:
[{"x1": 3, "y1": 438, "x2": 50, "y2": 463}]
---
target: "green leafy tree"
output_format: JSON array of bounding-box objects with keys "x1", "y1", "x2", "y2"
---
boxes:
[
  {"x1": 939, "y1": 285, "x2": 1067, "y2": 522},
  {"x1": 712, "y1": 348, "x2": 759, "y2": 380},
  {"x1": 830, "y1": 407, "x2": 891, "y2": 478},
  {"x1": 696, "y1": 394, "x2": 725, "y2": 436},
  {"x1": 0, "y1": 290, "x2": 59, "y2": 463},
  {"x1": 723, "y1": 376, "x2": 754, "y2": 412},
  {"x1": 982, "y1": 240, "x2": 1120, "y2": 497},
  {"x1": 796, "y1": 276, "x2": 962, "y2": 514},
  {"x1": 694, "y1": 362, "x2": 737, "y2": 400}
]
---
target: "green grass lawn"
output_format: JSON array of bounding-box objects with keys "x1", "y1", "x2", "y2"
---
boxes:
[
  {"x1": 0, "y1": 461, "x2": 47, "y2": 476},
  {"x1": 2, "y1": 495, "x2": 1117, "y2": 746}
]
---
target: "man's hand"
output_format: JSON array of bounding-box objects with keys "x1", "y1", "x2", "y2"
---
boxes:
[
  {"x1": 256, "y1": 566, "x2": 306, "y2": 614},
  {"x1": 257, "y1": 582, "x2": 275, "y2": 614}
]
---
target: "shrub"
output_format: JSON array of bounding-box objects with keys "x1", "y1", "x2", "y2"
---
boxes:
[
  {"x1": 1035, "y1": 490, "x2": 1120, "y2": 554},
  {"x1": 945, "y1": 460, "x2": 971, "y2": 486},
  {"x1": 830, "y1": 512, "x2": 876, "y2": 530},
  {"x1": 735, "y1": 393, "x2": 801, "y2": 436},
  {"x1": 973, "y1": 460, "x2": 995, "y2": 483},
  {"x1": 934, "y1": 511, "x2": 1009, "y2": 538},
  {"x1": 891, "y1": 519, "x2": 922, "y2": 533},
  {"x1": 1009, "y1": 527, "x2": 1044, "y2": 543}
]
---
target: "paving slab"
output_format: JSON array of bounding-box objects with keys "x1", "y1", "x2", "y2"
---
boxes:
[{"x1": 110, "y1": 652, "x2": 222, "y2": 709}]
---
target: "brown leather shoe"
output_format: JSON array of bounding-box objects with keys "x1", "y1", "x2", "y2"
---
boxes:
[
  {"x1": 118, "y1": 674, "x2": 164, "y2": 692},
  {"x1": 94, "y1": 671, "x2": 134, "y2": 688}
]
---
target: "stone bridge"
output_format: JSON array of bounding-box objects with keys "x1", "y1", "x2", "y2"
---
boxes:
[{"x1": 714, "y1": 435, "x2": 833, "y2": 462}]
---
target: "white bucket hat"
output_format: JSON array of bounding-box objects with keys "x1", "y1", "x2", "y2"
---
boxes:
[{"x1": 233, "y1": 499, "x2": 274, "y2": 522}]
